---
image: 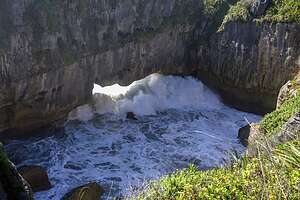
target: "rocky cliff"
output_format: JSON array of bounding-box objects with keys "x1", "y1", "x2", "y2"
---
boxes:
[
  {"x1": 0, "y1": 0, "x2": 299, "y2": 136},
  {"x1": 0, "y1": 0, "x2": 201, "y2": 137},
  {"x1": 194, "y1": 21, "x2": 300, "y2": 114}
]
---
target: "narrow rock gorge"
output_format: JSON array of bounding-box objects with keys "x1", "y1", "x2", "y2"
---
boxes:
[
  {"x1": 0, "y1": 0, "x2": 299, "y2": 199},
  {"x1": 0, "y1": 0, "x2": 299, "y2": 137},
  {"x1": 0, "y1": 0, "x2": 201, "y2": 137}
]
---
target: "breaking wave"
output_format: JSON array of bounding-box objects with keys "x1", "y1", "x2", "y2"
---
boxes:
[{"x1": 69, "y1": 73, "x2": 222, "y2": 121}]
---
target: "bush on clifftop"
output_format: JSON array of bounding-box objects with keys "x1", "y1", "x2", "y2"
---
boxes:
[{"x1": 263, "y1": 0, "x2": 300, "y2": 25}]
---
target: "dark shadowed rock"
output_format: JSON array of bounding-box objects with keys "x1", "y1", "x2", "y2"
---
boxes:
[
  {"x1": 127, "y1": 112, "x2": 138, "y2": 120},
  {"x1": 0, "y1": 144, "x2": 33, "y2": 200},
  {"x1": 238, "y1": 125, "x2": 251, "y2": 146},
  {"x1": 250, "y1": 0, "x2": 272, "y2": 17},
  {"x1": 61, "y1": 182, "x2": 104, "y2": 200},
  {"x1": 19, "y1": 165, "x2": 51, "y2": 192},
  {"x1": 0, "y1": 182, "x2": 7, "y2": 200}
]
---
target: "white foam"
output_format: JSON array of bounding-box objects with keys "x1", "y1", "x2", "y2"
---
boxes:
[{"x1": 70, "y1": 74, "x2": 223, "y2": 120}]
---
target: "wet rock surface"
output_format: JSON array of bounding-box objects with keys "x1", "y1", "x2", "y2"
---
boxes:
[
  {"x1": 61, "y1": 182, "x2": 104, "y2": 200},
  {"x1": 0, "y1": 144, "x2": 33, "y2": 200},
  {"x1": 19, "y1": 165, "x2": 52, "y2": 192},
  {"x1": 238, "y1": 125, "x2": 251, "y2": 146},
  {"x1": 126, "y1": 112, "x2": 138, "y2": 120}
]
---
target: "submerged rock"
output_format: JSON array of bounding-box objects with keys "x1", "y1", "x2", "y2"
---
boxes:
[
  {"x1": 127, "y1": 112, "x2": 138, "y2": 120},
  {"x1": 61, "y1": 182, "x2": 104, "y2": 200},
  {"x1": 19, "y1": 165, "x2": 51, "y2": 192}
]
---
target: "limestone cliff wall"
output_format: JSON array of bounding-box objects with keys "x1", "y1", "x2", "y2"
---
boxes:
[
  {"x1": 0, "y1": 0, "x2": 201, "y2": 136},
  {"x1": 0, "y1": 0, "x2": 299, "y2": 136},
  {"x1": 194, "y1": 22, "x2": 300, "y2": 113}
]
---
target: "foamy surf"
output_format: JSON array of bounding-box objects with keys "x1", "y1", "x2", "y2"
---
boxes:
[
  {"x1": 69, "y1": 73, "x2": 222, "y2": 120},
  {"x1": 5, "y1": 74, "x2": 261, "y2": 200}
]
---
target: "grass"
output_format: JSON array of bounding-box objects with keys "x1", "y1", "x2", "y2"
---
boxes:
[
  {"x1": 218, "y1": 0, "x2": 252, "y2": 31},
  {"x1": 261, "y1": 90, "x2": 300, "y2": 136},
  {"x1": 263, "y1": 0, "x2": 300, "y2": 25},
  {"x1": 219, "y1": 0, "x2": 300, "y2": 31},
  {"x1": 129, "y1": 141, "x2": 300, "y2": 200}
]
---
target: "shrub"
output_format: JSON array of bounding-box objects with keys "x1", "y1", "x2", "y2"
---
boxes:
[
  {"x1": 261, "y1": 91, "x2": 300, "y2": 136},
  {"x1": 263, "y1": 0, "x2": 300, "y2": 25},
  {"x1": 218, "y1": 0, "x2": 252, "y2": 31}
]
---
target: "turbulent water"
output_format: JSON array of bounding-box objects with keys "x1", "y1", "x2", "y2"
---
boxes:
[{"x1": 5, "y1": 74, "x2": 260, "y2": 199}]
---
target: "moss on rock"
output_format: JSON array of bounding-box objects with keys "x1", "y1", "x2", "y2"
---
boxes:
[{"x1": 263, "y1": 0, "x2": 300, "y2": 25}]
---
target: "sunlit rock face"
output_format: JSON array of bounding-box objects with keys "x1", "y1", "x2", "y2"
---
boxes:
[
  {"x1": 194, "y1": 22, "x2": 300, "y2": 114},
  {"x1": 0, "y1": 0, "x2": 201, "y2": 136}
]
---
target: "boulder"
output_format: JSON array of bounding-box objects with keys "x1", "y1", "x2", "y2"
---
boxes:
[
  {"x1": 19, "y1": 165, "x2": 51, "y2": 192},
  {"x1": 61, "y1": 182, "x2": 104, "y2": 200},
  {"x1": 0, "y1": 144, "x2": 33, "y2": 200},
  {"x1": 126, "y1": 112, "x2": 138, "y2": 120},
  {"x1": 238, "y1": 125, "x2": 251, "y2": 146}
]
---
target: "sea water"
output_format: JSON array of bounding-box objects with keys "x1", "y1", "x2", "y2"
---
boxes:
[{"x1": 5, "y1": 74, "x2": 260, "y2": 199}]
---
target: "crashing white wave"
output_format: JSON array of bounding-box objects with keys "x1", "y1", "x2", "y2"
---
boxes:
[{"x1": 69, "y1": 73, "x2": 222, "y2": 120}]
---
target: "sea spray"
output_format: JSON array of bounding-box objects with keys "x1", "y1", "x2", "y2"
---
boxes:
[{"x1": 69, "y1": 74, "x2": 222, "y2": 120}]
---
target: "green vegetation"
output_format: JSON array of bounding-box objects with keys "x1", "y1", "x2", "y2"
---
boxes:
[
  {"x1": 131, "y1": 141, "x2": 300, "y2": 200},
  {"x1": 219, "y1": 0, "x2": 300, "y2": 31},
  {"x1": 202, "y1": 0, "x2": 239, "y2": 34},
  {"x1": 62, "y1": 49, "x2": 77, "y2": 66},
  {"x1": 261, "y1": 90, "x2": 300, "y2": 136},
  {"x1": 263, "y1": 0, "x2": 300, "y2": 25},
  {"x1": 203, "y1": 0, "x2": 228, "y2": 17},
  {"x1": 218, "y1": 0, "x2": 252, "y2": 31}
]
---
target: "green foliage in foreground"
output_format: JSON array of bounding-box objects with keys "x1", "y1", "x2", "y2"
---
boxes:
[
  {"x1": 261, "y1": 91, "x2": 300, "y2": 136},
  {"x1": 263, "y1": 0, "x2": 300, "y2": 25},
  {"x1": 130, "y1": 142, "x2": 300, "y2": 200}
]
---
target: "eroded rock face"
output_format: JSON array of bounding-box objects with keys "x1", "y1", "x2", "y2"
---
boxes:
[
  {"x1": 0, "y1": 0, "x2": 299, "y2": 136},
  {"x1": 195, "y1": 22, "x2": 300, "y2": 114},
  {"x1": 0, "y1": 0, "x2": 201, "y2": 136}
]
